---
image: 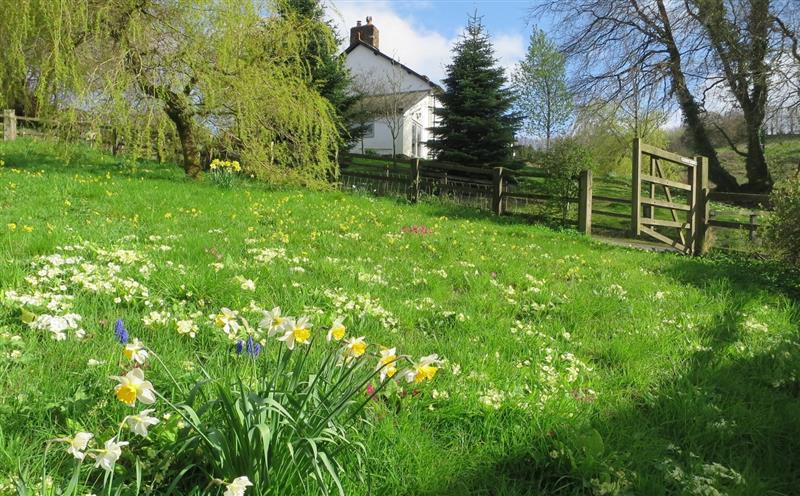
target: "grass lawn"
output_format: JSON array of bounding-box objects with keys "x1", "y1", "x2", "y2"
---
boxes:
[{"x1": 1, "y1": 139, "x2": 799, "y2": 495}]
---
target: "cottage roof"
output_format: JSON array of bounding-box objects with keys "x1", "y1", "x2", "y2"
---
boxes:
[{"x1": 344, "y1": 41, "x2": 443, "y2": 93}]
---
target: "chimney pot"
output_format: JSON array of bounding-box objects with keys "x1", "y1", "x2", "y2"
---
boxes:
[{"x1": 349, "y1": 17, "x2": 379, "y2": 49}]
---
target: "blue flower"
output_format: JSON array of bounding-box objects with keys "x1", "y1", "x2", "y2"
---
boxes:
[
  {"x1": 246, "y1": 336, "x2": 261, "y2": 357},
  {"x1": 235, "y1": 340, "x2": 244, "y2": 355},
  {"x1": 114, "y1": 319, "x2": 129, "y2": 344}
]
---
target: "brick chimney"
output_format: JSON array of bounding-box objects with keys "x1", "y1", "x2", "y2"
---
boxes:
[{"x1": 349, "y1": 16, "x2": 379, "y2": 49}]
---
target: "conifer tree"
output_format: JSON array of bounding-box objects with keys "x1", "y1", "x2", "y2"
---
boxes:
[
  {"x1": 278, "y1": 0, "x2": 357, "y2": 147},
  {"x1": 429, "y1": 14, "x2": 520, "y2": 165}
]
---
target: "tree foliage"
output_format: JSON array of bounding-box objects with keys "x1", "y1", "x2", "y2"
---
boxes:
[
  {"x1": 512, "y1": 28, "x2": 573, "y2": 149},
  {"x1": 0, "y1": 0, "x2": 340, "y2": 184},
  {"x1": 428, "y1": 14, "x2": 520, "y2": 166}
]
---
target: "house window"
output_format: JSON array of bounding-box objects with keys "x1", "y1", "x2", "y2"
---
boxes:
[
  {"x1": 412, "y1": 122, "x2": 423, "y2": 157},
  {"x1": 363, "y1": 123, "x2": 375, "y2": 138}
]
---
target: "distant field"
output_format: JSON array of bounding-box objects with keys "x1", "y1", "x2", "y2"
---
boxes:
[{"x1": 1, "y1": 139, "x2": 799, "y2": 495}]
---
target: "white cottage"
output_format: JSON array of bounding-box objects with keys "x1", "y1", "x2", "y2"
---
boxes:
[{"x1": 345, "y1": 17, "x2": 442, "y2": 159}]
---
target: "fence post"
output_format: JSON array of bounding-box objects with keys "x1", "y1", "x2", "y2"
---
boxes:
[
  {"x1": 492, "y1": 167, "x2": 505, "y2": 215},
  {"x1": 3, "y1": 109, "x2": 17, "y2": 141},
  {"x1": 578, "y1": 170, "x2": 593, "y2": 235},
  {"x1": 692, "y1": 156, "x2": 709, "y2": 256},
  {"x1": 631, "y1": 138, "x2": 642, "y2": 237},
  {"x1": 749, "y1": 213, "x2": 758, "y2": 241},
  {"x1": 408, "y1": 159, "x2": 420, "y2": 203}
]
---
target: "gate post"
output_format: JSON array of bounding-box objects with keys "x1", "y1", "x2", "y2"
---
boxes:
[
  {"x1": 692, "y1": 156, "x2": 709, "y2": 255},
  {"x1": 578, "y1": 170, "x2": 593, "y2": 235},
  {"x1": 408, "y1": 158, "x2": 420, "y2": 203},
  {"x1": 631, "y1": 139, "x2": 642, "y2": 236},
  {"x1": 3, "y1": 109, "x2": 17, "y2": 141},
  {"x1": 492, "y1": 167, "x2": 505, "y2": 215}
]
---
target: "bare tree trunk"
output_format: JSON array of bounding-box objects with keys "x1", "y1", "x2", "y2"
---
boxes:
[
  {"x1": 656, "y1": 0, "x2": 740, "y2": 191},
  {"x1": 162, "y1": 90, "x2": 202, "y2": 177}
]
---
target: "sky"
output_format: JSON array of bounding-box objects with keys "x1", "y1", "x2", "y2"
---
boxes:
[{"x1": 326, "y1": 0, "x2": 543, "y2": 85}]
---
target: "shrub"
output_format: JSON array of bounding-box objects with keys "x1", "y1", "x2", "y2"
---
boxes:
[
  {"x1": 541, "y1": 139, "x2": 596, "y2": 221},
  {"x1": 762, "y1": 177, "x2": 800, "y2": 266}
]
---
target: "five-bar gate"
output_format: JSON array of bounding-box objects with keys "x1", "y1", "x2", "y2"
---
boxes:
[{"x1": 631, "y1": 139, "x2": 709, "y2": 255}]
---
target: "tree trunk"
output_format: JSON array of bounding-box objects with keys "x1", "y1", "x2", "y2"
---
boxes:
[
  {"x1": 656, "y1": 0, "x2": 740, "y2": 191},
  {"x1": 163, "y1": 92, "x2": 202, "y2": 178},
  {"x1": 742, "y1": 112, "x2": 773, "y2": 192}
]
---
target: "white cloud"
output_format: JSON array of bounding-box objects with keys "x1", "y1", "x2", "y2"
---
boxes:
[{"x1": 327, "y1": 1, "x2": 525, "y2": 84}]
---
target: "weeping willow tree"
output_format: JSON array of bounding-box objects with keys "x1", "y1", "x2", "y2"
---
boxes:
[{"x1": 0, "y1": 0, "x2": 339, "y2": 184}]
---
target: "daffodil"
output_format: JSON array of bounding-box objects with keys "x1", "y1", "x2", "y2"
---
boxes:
[
  {"x1": 258, "y1": 307, "x2": 286, "y2": 337},
  {"x1": 112, "y1": 368, "x2": 156, "y2": 407},
  {"x1": 327, "y1": 317, "x2": 346, "y2": 341},
  {"x1": 223, "y1": 476, "x2": 253, "y2": 496},
  {"x1": 124, "y1": 409, "x2": 160, "y2": 437},
  {"x1": 56, "y1": 431, "x2": 93, "y2": 460},
  {"x1": 377, "y1": 347, "x2": 398, "y2": 382},
  {"x1": 123, "y1": 338, "x2": 149, "y2": 365},
  {"x1": 345, "y1": 336, "x2": 367, "y2": 358},
  {"x1": 91, "y1": 437, "x2": 129, "y2": 472},
  {"x1": 211, "y1": 308, "x2": 240, "y2": 336},
  {"x1": 405, "y1": 354, "x2": 441, "y2": 384},
  {"x1": 277, "y1": 316, "x2": 312, "y2": 350}
]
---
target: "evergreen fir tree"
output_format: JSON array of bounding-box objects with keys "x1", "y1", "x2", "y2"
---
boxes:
[
  {"x1": 279, "y1": 0, "x2": 358, "y2": 147},
  {"x1": 429, "y1": 14, "x2": 520, "y2": 165}
]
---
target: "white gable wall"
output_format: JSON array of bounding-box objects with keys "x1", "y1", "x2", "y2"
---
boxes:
[
  {"x1": 346, "y1": 44, "x2": 440, "y2": 158},
  {"x1": 345, "y1": 45, "x2": 433, "y2": 93}
]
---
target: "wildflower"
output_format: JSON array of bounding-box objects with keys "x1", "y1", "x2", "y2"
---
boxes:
[
  {"x1": 277, "y1": 317, "x2": 312, "y2": 350},
  {"x1": 235, "y1": 276, "x2": 255, "y2": 291},
  {"x1": 124, "y1": 409, "x2": 160, "y2": 437},
  {"x1": 22, "y1": 225, "x2": 33, "y2": 233},
  {"x1": 405, "y1": 354, "x2": 441, "y2": 384},
  {"x1": 7, "y1": 223, "x2": 16, "y2": 231},
  {"x1": 246, "y1": 336, "x2": 261, "y2": 356},
  {"x1": 91, "y1": 438, "x2": 129, "y2": 472},
  {"x1": 114, "y1": 319, "x2": 129, "y2": 344},
  {"x1": 327, "y1": 317, "x2": 346, "y2": 341},
  {"x1": 123, "y1": 338, "x2": 149, "y2": 365},
  {"x1": 112, "y1": 368, "x2": 156, "y2": 407},
  {"x1": 223, "y1": 476, "x2": 253, "y2": 496},
  {"x1": 258, "y1": 307, "x2": 285, "y2": 337},
  {"x1": 345, "y1": 336, "x2": 367, "y2": 358},
  {"x1": 377, "y1": 347, "x2": 398, "y2": 382},
  {"x1": 56, "y1": 432, "x2": 93, "y2": 460},
  {"x1": 176, "y1": 319, "x2": 197, "y2": 338},
  {"x1": 211, "y1": 308, "x2": 240, "y2": 336},
  {"x1": 87, "y1": 358, "x2": 104, "y2": 366}
]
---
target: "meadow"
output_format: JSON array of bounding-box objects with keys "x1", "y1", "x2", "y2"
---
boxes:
[{"x1": 1, "y1": 138, "x2": 799, "y2": 495}]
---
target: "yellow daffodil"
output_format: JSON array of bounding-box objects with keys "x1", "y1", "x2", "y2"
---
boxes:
[
  {"x1": 377, "y1": 347, "x2": 398, "y2": 382},
  {"x1": 112, "y1": 368, "x2": 156, "y2": 407},
  {"x1": 258, "y1": 307, "x2": 285, "y2": 337},
  {"x1": 277, "y1": 317, "x2": 311, "y2": 350},
  {"x1": 405, "y1": 354, "x2": 441, "y2": 384},
  {"x1": 123, "y1": 338, "x2": 149, "y2": 365},
  {"x1": 327, "y1": 317, "x2": 346, "y2": 342},
  {"x1": 211, "y1": 308, "x2": 240, "y2": 336},
  {"x1": 345, "y1": 336, "x2": 367, "y2": 358}
]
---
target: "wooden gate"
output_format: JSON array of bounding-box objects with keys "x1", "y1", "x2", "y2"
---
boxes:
[{"x1": 631, "y1": 139, "x2": 708, "y2": 255}]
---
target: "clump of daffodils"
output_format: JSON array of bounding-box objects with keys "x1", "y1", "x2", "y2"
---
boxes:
[
  {"x1": 209, "y1": 159, "x2": 241, "y2": 172},
  {"x1": 209, "y1": 159, "x2": 241, "y2": 188}
]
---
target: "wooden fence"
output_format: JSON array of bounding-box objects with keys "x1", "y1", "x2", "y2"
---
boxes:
[{"x1": 340, "y1": 154, "x2": 592, "y2": 229}]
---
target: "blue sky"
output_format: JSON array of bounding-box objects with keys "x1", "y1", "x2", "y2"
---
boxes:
[{"x1": 327, "y1": 0, "x2": 544, "y2": 84}]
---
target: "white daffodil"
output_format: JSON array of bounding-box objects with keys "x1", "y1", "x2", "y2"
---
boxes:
[
  {"x1": 404, "y1": 354, "x2": 441, "y2": 384},
  {"x1": 258, "y1": 307, "x2": 286, "y2": 337},
  {"x1": 125, "y1": 409, "x2": 160, "y2": 437},
  {"x1": 56, "y1": 431, "x2": 93, "y2": 460},
  {"x1": 123, "y1": 338, "x2": 149, "y2": 365},
  {"x1": 223, "y1": 476, "x2": 253, "y2": 496},
  {"x1": 276, "y1": 316, "x2": 312, "y2": 350},
  {"x1": 92, "y1": 437, "x2": 129, "y2": 472},
  {"x1": 211, "y1": 308, "x2": 240, "y2": 336},
  {"x1": 326, "y1": 317, "x2": 346, "y2": 342},
  {"x1": 345, "y1": 336, "x2": 367, "y2": 358},
  {"x1": 112, "y1": 368, "x2": 157, "y2": 407},
  {"x1": 377, "y1": 347, "x2": 398, "y2": 382}
]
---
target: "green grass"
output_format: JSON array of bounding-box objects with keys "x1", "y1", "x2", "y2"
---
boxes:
[{"x1": 1, "y1": 138, "x2": 800, "y2": 495}]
